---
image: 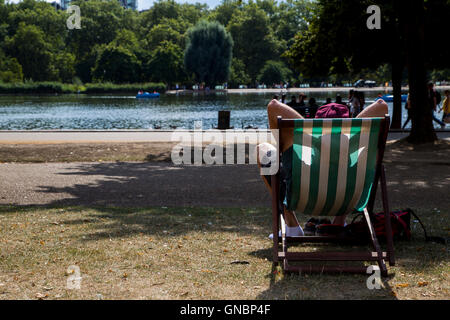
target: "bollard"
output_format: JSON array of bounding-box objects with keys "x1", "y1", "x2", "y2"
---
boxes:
[{"x1": 218, "y1": 110, "x2": 231, "y2": 129}]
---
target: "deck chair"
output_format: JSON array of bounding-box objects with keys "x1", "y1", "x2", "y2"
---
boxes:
[{"x1": 271, "y1": 115, "x2": 394, "y2": 276}]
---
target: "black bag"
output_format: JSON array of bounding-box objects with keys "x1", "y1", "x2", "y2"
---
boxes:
[{"x1": 348, "y1": 208, "x2": 446, "y2": 244}]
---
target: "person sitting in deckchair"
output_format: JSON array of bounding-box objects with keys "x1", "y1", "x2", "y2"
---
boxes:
[{"x1": 257, "y1": 98, "x2": 389, "y2": 238}]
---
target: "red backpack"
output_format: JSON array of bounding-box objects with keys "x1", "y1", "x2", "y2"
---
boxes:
[{"x1": 348, "y1": 208, "x2": 445, "y2": 244}]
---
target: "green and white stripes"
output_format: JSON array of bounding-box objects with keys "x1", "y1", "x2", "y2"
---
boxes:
[{"x1": 287, "y1": 118, "x2": 382, "y2": 216}]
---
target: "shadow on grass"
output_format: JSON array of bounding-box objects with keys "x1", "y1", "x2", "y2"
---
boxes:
[{"x1": 0, "y1": 204, "x2": 447, "y2": 299}]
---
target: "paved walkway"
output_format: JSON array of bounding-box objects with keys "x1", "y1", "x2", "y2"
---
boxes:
[
  {"x1": 1, "y1": 130, "x2": 449, "y2": 144},
  {"x1": 0, "y1": 159, "x2": 448, "y2": 210}
]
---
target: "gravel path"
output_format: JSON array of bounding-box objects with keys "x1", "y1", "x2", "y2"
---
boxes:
[{"x1": 0, "y1": 162, "x2": 270, "y2": 208}]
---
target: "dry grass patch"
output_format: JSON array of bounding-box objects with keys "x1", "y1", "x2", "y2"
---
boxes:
[{"x1": 0, "y1": 206, "x2": 448, "y2": 300}]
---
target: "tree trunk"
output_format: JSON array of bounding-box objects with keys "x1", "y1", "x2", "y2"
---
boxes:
[{"x1": 402, "y1": 0, "x2": 437, "y2": 143}]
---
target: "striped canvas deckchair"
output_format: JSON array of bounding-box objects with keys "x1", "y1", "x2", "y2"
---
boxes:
[{"x1": 271, "y1": 115, "x2": 394, "y2": 276}]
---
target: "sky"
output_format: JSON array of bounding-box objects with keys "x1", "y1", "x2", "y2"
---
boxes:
[{"x1": 7, "y1": 0, "x2": 223, "y2": 10}]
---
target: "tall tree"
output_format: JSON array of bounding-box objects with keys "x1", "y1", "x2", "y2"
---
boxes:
[
  {"x1": 92, "y1": 44, "x2": 140, "y2": 83},
  {"x1": 285, "y1": 0, "x2": 449, "y2": 141},
  {"x1": 146, "y1": 41, "x2": 185, "y2": 87},
  {"x1": 402, "y1": 0, "x2": 435, "y2": 143},
  {"x1": 227, "y1": 3, "x2": 280, "y2": 83},
  {"x1": 5, "y1": 23, "x2": 53, "y2": 81},
  {"x1": 184, "y1": 20, "x2": 233, "y2": 87}
]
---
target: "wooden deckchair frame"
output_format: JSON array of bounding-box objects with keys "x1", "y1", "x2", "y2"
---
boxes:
[{"x1": 271, "y1": 115, "x2": 394, "y2": 276}]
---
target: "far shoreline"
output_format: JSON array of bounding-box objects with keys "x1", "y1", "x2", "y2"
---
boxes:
[{"x1": 166, "y1": 85, "x2": 450, "y2": 95}]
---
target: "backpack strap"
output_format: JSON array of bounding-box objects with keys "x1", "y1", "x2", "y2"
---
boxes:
[
  {"x1": 391, "y1": 211, "x2": 411, "y2": 239},
  {"x1": 407, "y1": 208, "x2": 447, "y2": 245}
]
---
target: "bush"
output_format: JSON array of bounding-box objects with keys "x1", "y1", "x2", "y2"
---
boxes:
[
  {"x1": 84, "y1": 82, "x2": 166, "y2": 94},
  {"x1": 0, "y1": 81, "x2": 63, "y2": 93},
  {"x1": 0, "y1": 82, "x2": 166, "y2": 94}
]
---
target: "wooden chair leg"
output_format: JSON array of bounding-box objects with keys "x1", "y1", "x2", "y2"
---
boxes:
[
  {"x1": 363, "y1": 208, "x2": 388, "y2": 277},
  {"x1": 381, "y1": 165, "x2": 395, "y2": 266},
  {"x1": 271, "y1": 174, "x2": 280, "y2": 263}
]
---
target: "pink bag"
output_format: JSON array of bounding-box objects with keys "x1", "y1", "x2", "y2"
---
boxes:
[{"x1": 315, "y1": 103, "x2": 350, "y2": 118}]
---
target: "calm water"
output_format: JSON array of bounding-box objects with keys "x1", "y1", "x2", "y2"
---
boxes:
[{"x1": 0, "y1": 91, "x2": 445, "y2": 130}]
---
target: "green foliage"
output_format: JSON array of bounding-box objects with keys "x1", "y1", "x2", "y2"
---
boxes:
[
  {"x1": 5, "y1": 23, "x2": 53, "y2": 81},
  {"x1": 143, "y1": 19, "x2": 185, "y2": 51},
  {"x1": 227, "y1": 4, "x2": 280, "y2": 82},
  {"x1": 0, "y1": 81, "x2": 64, "y2": 93},
  {"x1": 257, "y1": 60, "x2": 292, "y2": 85},
  {"x1": 83, "y1": 82, "x2": 166, "y2": 94},
  {"x1": 146, "y1": 41, "x2": 185, "y2": 86},
  {"x1": 0, "y1": 49, "x2": 23, "y2": 83},
  {"x1": 0, "y1": 81, "x2": 166, "y2": 94},
  {"x1": 184, "y1": 20, "x2": 233, "y2": 87},
  {"x1": 92, "y1": 45, "x2": 141, "y2": 83},
  {"x1": 228, "y1": 58, "x2": 251, "y2": 88}
]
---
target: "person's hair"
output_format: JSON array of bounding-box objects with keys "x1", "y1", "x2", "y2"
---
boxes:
[
  {"x1": 273, "y1": 95, "x2": 279, "y2": 100},
  {"x1": 349, "y1": 89, "x2": 354, "y2": 95},
  {"x1": 326, "y1": 97, "x2": 332, "y2": 103},
  {"x1": 309, "y1": 97, "x2": 316, "y2": 105},
  {"x1": 445, "y1": 90, "x2": 449, "y2": 94},
  {"x1": 291, "y1": 96, "x2": 296, "y2": 100},
  {"x1": 336, "y1": 95, "x2": 342, "y2": 103}
]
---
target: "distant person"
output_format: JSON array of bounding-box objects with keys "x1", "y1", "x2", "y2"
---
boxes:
[
  {"x1": 298, "y1": 93, "x2": 306, "y2": 107},
  {"x1": 294, "y1": 93, "x2": 307, "y2": 116},
  {"x1": 281, "y1": 94, "x2": 286, "y2": 104},
  {"x1": 306, "y1": 97, "x2": 319, "y2": 118},
  {"x1": 326, "y1": 97, "x2": 332, "y2": 104},
  {"x1": 348, "y1": 89, "x2": 361, "y2": 117},
  {"x1": 287, "y1": 96, "x2": 297, "y2": 108},
  {"x1": 335, "y1": 94, "x2": 344, "y2": 105},
  {"x1": 428, "y1": 82, "x2": 445, "y2": 128},
  {"x1": 357, "y1": 91, "x2": 365, "y2": 111},
  {"x1": 138, "y1": 90, "x2": 143, "y2": 95},
  {"x1": 402, "y1": 93, "x2": 411, "y2": 129},
  {"x1": 440, "y1": 90, "x2": 449, "y2": 124}
]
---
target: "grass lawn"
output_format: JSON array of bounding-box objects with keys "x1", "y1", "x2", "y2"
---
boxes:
[{"x1": 0, "y1": 205, "x2": 448, "y2": 300}]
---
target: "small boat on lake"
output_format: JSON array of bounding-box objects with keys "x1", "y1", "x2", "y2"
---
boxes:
[
  {"x1": 375, "y1": 94, "x2": 408, "y2": 102},
  {"x1": 136, "y1": 92, "x2": 160, "y2": 98}
]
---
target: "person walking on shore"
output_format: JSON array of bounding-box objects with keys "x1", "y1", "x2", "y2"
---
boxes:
[
  {"x1": 402, "y1": 93, "x2": 412, "y2": 129},
  {"x1": 428, "y1": 82, "x2": 445, "y2": 128},
  {"x1": 440, "y1": 90, "x2": 450, "y2": 124},
  {"x1": 348, "y1": 89, "x2": 361, "y2": 117}
]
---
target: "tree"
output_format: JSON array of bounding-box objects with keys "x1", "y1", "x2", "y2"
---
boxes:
[
  {"x1": 285, "y1": 0, "x2": 450, "y2": 142},
  {"x1": 208, "y1": 0, "x2": 241, "y2": 27},
  {"x1": 144, "y1": 20, "x2": 184, "y2": 51},
  {"x1": 228, "y1": 58, "x2": 251, "y2": 88},
  {"x1": 184, "y1": 20, "x2": 233, "y2": 87},
  {"x1": 145, "y1": 41, "x2": 185, "y2": 87},
  {"x1": 227, "y1": 4, "x2": 280, "y2": 83},
  {"x1": 5, "y1": 23, "x2": 53, "y2": 81},
  {"x1": 0, "y1": 49, "x2": 23, "y2": 83},
  {"x1": 257, "y1": 60, "x2": 291, "y2": 86},
  {"x1": 92, "y1": 45, "x2": 140, "y2": 83},
  {"x1": 52, "y1": 52, "x2": 76, "y2": 83}
]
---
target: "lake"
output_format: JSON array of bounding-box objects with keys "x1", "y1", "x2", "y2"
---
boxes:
[{"x1": 0, "y1": 91, "x2": 445, "y2": 130}]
